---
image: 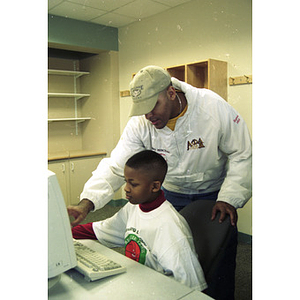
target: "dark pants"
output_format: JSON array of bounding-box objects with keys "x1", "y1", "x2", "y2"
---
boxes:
[
  {"x1": 204, "y1": 225, "x2": 237, "y2": 300},
  {"x1": 162, "y1": 187, "x2": 220, "y2": 211},
  {"x1": 162, "y1": 187, "x2": 237, "y2": 300}
]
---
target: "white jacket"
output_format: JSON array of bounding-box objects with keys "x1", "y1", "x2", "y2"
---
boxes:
[
  {"x1": 81, "y1": 78, "x2": 252, "y2": 210},
  {"x1": 92, "y1": 200, "x2": 208, "y2": 291}
]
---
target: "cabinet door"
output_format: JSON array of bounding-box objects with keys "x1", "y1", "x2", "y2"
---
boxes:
[
  {"x1": 69, "y1": 156, "x2": 103, "y2": 205},
  {"x1": 48, "y1": 160, "x2": 70, "y2": 206}
]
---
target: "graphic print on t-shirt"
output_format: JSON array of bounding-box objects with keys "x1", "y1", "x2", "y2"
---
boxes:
[{"x1": 125, "y1": 233, "x2": 147, "y2": 264}]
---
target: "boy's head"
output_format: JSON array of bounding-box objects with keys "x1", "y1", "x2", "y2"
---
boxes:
[{"x1": 124, "y1": 150, "x2": 168, "y2": 205}]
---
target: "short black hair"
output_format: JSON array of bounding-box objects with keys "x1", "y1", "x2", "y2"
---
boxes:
[{"x1": 125, "y1": 150, "x2": 168, "y2": 183}]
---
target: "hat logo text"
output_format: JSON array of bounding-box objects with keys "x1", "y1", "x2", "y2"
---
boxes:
[{"x1": 131, "y1": 85, "x2": 143, "y2": 98}]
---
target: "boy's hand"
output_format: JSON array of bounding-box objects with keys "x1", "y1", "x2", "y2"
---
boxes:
[
  {"x1": 67, "y1": 199, "x2": 94, "y2": 227},
  {"x1": 211, "y1": 201, "x2": 237, "y2": 226}
]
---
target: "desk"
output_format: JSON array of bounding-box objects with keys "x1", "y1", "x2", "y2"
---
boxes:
[{"x1": 48, "y1": 240, "x2": 213, "y2": 300}]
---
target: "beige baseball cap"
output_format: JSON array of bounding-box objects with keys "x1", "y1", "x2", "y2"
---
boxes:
[{"x1": 129, "y1": 65, "x2": 171, "y2": 117}]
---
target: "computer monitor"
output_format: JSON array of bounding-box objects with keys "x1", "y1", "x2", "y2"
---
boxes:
[{"x1": 48, "y1": 170, "x2": 77, "y2": 289}]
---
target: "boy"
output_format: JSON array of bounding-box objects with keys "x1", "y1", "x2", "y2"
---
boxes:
[{"x1": 72, "y1": 150, "x2": 207, "y2": 291}]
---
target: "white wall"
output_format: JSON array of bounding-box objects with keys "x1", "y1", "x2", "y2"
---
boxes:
[{"x1": 118, "y1": 0, "x2": 252, "y2": 235}]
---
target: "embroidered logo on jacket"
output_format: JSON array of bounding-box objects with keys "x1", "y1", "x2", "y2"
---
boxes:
[
  {"x1": 125, "y1": 233, "x2": 147, "y2": 264},
  {"x1": 233, "y1": 115, "x2": 240, "y2": 124},
  {"x1": 187, "y1": 138, "x2": 205, "y2": 150}
]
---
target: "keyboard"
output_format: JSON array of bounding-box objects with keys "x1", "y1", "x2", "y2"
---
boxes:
[{"x1": 73, "y1": 240, "x2": 126, "y2": 281}]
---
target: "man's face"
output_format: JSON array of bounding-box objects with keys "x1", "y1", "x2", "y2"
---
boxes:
[{"x1": 145, "y1": 89, "x2": 173, "y2": 129}]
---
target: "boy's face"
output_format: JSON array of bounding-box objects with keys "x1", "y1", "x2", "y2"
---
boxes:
[{"x1": 124, "y1": 165, "x2": 158, "y2": 205}]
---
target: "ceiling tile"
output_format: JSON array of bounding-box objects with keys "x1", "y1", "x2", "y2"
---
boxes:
[
  {"x1": 48, "y1": 0, "x2": 193, "y2": 27},
  {"x1": 68, "y1": 0, "x2": 135, "y2": 12},
  {"x1": 154, "y1": 0, "x2": 192, "y2": 7},
  {"x1": 49, "y1": 2, "x2": 106, "y2": 21},
  {"x1": 114, "y1": 0, "x2": 169, "y2": 19},
  {"x1": 92, "y1": 12, "x2": 138, "y2": 27},
  {"x1": 48, "y1": 0, "x2": 64, "y2": 10}
]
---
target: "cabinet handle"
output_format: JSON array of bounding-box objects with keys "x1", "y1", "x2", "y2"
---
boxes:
[
  {"x1": 71, "y1": 162, "x2": 75, "y2": 172},
  {"x1": 61, "y1": 163, "x2": 65, "y2": 173}
]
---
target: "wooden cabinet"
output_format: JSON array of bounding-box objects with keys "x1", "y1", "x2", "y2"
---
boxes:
[
  {"x1": 48, "y1": 155, "x2": 104, "y2": 206},
  {"x1": 48, "y1": 159, "x2": 70, "y2": 205},
  {"x1": 121, "y1": 59, "x2": 228, "y2": 101},
  {"x1": 166, "y1": 59, "x2": 227, "y2": 100},
  {"x1": 68, "y1": 156, "x2": 103, "y2": 206}
]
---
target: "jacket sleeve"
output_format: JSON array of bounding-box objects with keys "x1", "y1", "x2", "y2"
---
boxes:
[
  {"x1": 80, "y1": 117, "x2": 146, "y2": 210},
  {"x1": 216, "y1": 98, "x2": 252, "y2": 208}
]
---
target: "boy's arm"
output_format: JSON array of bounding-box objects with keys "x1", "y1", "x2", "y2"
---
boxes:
[{"x1": 91, "y1": 205, "x2": 128, "y2": 248}]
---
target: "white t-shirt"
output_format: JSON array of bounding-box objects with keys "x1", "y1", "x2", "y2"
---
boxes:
[{"x1": 92, "y1": 198, "x2": 207, "y2": 291}]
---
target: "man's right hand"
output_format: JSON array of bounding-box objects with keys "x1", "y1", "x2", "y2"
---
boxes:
[{"x1": 67, "y1": 199, "x2": 94, "y2": 227}]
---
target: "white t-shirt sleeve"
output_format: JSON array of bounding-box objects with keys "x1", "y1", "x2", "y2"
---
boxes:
[{"x1": 92, "y1": 205, "x2": 129, "y2": 248}]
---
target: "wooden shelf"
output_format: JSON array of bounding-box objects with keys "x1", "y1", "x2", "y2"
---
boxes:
[
  {"x1": 120, "y1": 59, "x2": 228, "y2": 100},
  {"x1": 166, "y1": 65, "x2": 185, "y2": 82},
  {"x1": 186, "y1": 61, "x2": 208, "y2": 88},
  {"x1": 48, "y1": 117, "x2": 91, "y2": 123}
]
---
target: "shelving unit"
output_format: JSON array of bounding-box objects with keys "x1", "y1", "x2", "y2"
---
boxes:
[
  {"x1": 121, "y1": 59, "x2": 228, "y2": 101},
  {"x1": 166, "y1": 65, "x2": 185, "y2": 82},
  {"x1": 48, "y1": 50, "x2": 121, "y2": 202},
  {"x1": 48, "y1": 67, "x2": 91, "y2": 135},
  {"x1": 167, "y1": 59, "x2": 227, "y2": 100}
]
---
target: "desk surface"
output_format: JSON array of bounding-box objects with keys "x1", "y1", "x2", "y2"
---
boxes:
[{"x1": 48, "y1": 240, "x2": 213, "y2": 300}]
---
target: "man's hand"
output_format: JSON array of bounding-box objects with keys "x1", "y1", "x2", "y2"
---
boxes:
[
  {"x1": 211, "y1": 201, "x2": 237, "y2": 226},
  {"x1": 67, "y1": 199, "x2": 94, "y2": 227}
]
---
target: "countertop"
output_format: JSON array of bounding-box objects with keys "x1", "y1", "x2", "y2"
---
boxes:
[{"x1": 48, "y1": 150, "x2": 107, "y2": 161}]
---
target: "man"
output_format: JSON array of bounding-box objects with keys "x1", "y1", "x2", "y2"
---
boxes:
[{"x1": 68, "y1": 65, "x2": 252, "y2": 228}]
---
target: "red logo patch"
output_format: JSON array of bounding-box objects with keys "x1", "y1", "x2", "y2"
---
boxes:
[{"x1": 233, "y1": 115, "x2": 240, "y2": 124}]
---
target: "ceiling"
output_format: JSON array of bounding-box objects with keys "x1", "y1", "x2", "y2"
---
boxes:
[{"x1": 48, "y1": 0, "x2": 193, "y2": 28}]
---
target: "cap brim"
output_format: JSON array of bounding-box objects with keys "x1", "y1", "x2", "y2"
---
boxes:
[{"x1": 129, "y1": 93, "x2": 159, "y2": 117}]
